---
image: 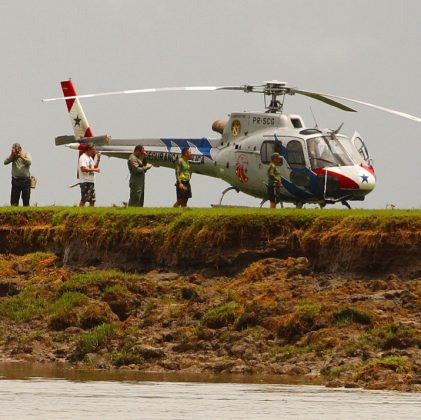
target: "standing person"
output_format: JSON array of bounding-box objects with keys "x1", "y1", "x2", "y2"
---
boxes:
[
  {"x1": 4, "y1": 143, "x2": 32, "y2": 206},
  {"x1": 127, "y1": 145, "x2": 152, "y2": 207},
  {"x1": 78, "y1": 143, "x2": 100, "y2": 207},
  {"x1": 267, "y1": 152, "x2": 283, "y2": 209},
  {"x1": 173, "y1": 147, "x2": 192, "y2": 207}
]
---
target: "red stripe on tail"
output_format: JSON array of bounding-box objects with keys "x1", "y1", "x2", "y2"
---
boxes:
[
  {"x1": 84, "y1": 127, "x2": 93, "y2": 138},
  {"x1": 61, "y1": 80, "x2": 77, "y2": 112}
]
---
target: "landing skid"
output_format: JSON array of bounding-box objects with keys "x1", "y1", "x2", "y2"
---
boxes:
[
  {"x1": 211, "y1": 186, "x2": 240, "y2": 207},
  {"x1": 341, "y1": 200, "x2": 352, "y2": 209},
  {"x1": 323, "y1": 197, "x2": 353, "y2": 209}
]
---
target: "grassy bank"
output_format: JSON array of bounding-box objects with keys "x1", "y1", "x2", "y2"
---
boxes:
[{"x1": 1, "y1": 207, "x2": 421, "y2": 275}]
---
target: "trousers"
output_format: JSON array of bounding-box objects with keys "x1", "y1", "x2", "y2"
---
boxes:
[
  {"x1": 128, "y1": 179, "x2": 145, "y2": 207},
  {"x1": 11, "y1": 177, "x2": 31, "y2": 206}
]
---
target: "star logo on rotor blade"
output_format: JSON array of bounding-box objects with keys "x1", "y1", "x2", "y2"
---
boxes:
[
  {"x1": 360, "y1": 174, "x2": 369, "y2": 183},
  {"x1": 73, "y1": 115, "x2": 81, "y2": 127}
]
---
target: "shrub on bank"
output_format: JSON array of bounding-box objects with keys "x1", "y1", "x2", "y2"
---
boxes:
[{"x1": 202, "y1": 302, "x2": 243, "y2": 329}]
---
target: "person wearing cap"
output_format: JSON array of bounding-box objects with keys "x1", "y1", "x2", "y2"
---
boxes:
[
  {"x1": 4, "y1": 143, "x2": 32, "y2": 206},
  {"x1": 127, "y1": 145, "x2": 152, "y2": 207},
  {"x1": 78, "y1": 143, "x2": 100, "y2": 207},
  {"x1": 267, "y1": 152, "x2": 283, "y2": 208},
  {"x1": 173, "y1": 147, "x2": 192, "y2": 207}
]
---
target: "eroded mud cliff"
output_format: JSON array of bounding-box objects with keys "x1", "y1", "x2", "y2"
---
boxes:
[{"x1": 0, "y1": 208, "x2": 420, "y2": 391}]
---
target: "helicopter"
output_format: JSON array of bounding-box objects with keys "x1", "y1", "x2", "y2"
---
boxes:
[{"x1": 44, "y1": 80, "x2": 421, "y2": 208}]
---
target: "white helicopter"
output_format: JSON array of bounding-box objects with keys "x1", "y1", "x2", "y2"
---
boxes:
[{"x1": 44, "y1": 80, "x2": 421, "y2": 208}]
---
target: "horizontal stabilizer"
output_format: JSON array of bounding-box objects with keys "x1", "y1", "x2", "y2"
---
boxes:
[
  {"x1": 55, "y1": 135, "x2": 76, "y2": 146},
  {"x1": 55, "y1": 134, "x2": 110, "y2": 146}
]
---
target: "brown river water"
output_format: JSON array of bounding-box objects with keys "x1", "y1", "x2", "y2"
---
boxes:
[{"x1": 0, "y1": 363, "x2": 419, "y2": 419}]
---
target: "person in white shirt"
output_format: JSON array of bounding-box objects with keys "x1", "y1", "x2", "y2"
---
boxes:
[{"x1": 78, "y1": 143, "x2": 100, "y2": 207}]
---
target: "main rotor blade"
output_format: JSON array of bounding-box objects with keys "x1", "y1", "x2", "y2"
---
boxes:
[
  {"x1": 295, "y1": 89, "x2": 421, "y2": 123},
  {"x1": 42, "y1": 85, "x2": 246, "y2": 102},
  {"x1": 293, "y1": 89, "x2": 356, "y2": 112}
]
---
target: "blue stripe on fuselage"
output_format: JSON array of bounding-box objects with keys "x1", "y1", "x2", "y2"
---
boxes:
[
  {"x1": 161, "y1": 138, "x2": 213, "y2": 158},
  {"x1": 281, "y1": 176, "x2": 314, "y2": 199}
]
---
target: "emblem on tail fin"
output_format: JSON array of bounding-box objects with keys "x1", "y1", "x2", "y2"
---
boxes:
[{"x1": 61, "y1": 80, "x2": 93, "y2": 139}]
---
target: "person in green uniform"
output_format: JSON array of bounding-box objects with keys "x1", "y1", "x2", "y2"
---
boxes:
[
  {"x1": 127, "y1": 145, "x2": 152, "y2": 207},
  {"x1": 267, "y1": 152, "x2": 283, "y2": 209},
  {"x1": 173, "y1": 147, "x2": 192, "y2": 207},
  {"x1": 4, "y1": 143, "x2": 32, "y2": 206}
]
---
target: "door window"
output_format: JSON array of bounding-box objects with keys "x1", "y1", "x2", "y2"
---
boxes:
[
  {"x1": 286, "y1": 140, "x2": 306, "y2": 168},
  {"x1": 260, "y1": 141, "x2": 282, "y2": 164}
]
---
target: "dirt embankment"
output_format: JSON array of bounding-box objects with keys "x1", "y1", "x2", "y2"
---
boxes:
[{"x1": 0, "y1": 208, "x2": 420, "y2": 391}]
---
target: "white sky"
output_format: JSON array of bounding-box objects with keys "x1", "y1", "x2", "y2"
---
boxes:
[{"x1": 1, "y1": 0, "x2": 420, "y2": 209}]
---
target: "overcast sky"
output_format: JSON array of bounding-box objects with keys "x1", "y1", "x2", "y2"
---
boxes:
[{"x1": 1, "y1": 0, "x2": 420, "y2": 208}]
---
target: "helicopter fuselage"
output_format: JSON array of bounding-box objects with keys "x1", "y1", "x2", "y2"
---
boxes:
[{"x1": 67, "y1": 111, "x2": 376, "y2": 207}]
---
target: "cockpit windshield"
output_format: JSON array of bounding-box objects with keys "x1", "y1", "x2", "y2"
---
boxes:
[
  {"x1": 339, "y1": 136, "x2": 368, "y2": 165},
  {"x1": 307, "y1": 136, "x2": 353, "y2": 169}
]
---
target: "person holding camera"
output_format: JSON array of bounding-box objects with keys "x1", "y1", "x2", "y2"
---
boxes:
[
  {"x1": 4, "y1": 143, "x2": 32, "y2": 206},
  {"x1": 78, "y1": 142, "x2": 100, "y2": 207}
]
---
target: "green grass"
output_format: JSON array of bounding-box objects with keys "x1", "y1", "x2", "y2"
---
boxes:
[
  {"x1": 270, "y1": 344, "x2": 311, "y2": 360},
  {"x1": 60, "y1": 270, "x2": 142, "y2": 296},
  {"x1": 73, "y1": 323, "x2": 115, "y2": 360},
  {"x1": 25, "y1": 252, "x2": 56, "y2": 268},
  {"x1": 0, "y1": 288, "x2": 88, "y2": 322},
  {"x1": 320, "y1": 365, "x2": 351, "y2": 379},
  {"x1": 0, "y1": 289, "x2": 49, "y2": 321},
  {"x1": 296, "y1": 303, "x2": 322, "y2": 319},
  {"x1": 332, "y1": 306, "x2": 372, "y2": 326},
  {"x1": 2, "y1": 207, "x2": 421, "y2": 259},
  {"x1": 202, "y1": 302, "x2": 242, "y2": 329},
  {"x1": 357, "y1": 355, "x2": 410, "y2": 378},
  {"x1": 50, "y1": 291, "x2": 88, "y2": 312},
  {"x1": 102, "y1": 284, "x2": 130, "y2": 298},
  {"x1": 2, "y1": 206, "x2": 421, "y2": 224},
  {"x1": 368, "y1": 324, "x2": 420, "y2": 349}
]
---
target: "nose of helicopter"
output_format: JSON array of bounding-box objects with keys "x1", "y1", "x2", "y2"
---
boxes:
[{"x1": 356, "y1": 164, "x2": 376, "y2": 193}]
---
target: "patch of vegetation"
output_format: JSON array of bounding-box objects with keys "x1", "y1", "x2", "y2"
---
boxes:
[
  {"x1": 296, "y1": 303, "x2": 321, "y2": 320},
  {"x1": 369, "y1": 324, "x2": 420, "y2": 350},
  {"x1": 111, "y1": 350, "x2": 144, "y2": 367},
  {"x1": 25, "y1": 252, "x2": 57, "y2": 269},
  {"x1": 270, "y1": 344, "x2": 311, "y2": 361},
  {"x1": 0, "y1": 289, "x2": 48, "y2": 321},
  {"x1": 277, "y1": 303, "x2": 322, "y2": 343},
  {"x1": 271, "y1": 341, "x2": 328, "y2": 362},
  {"x1": 51, "y1": 291, "x2": 88, "y2": 312},
  {"x1": 320, "y1": 364, "x2": 350, "y2": 379},
  {"x1": 176, "y1": 286, "x2": 198, "y2": 301},
  {"x1": 140, "y1": 298, "x2": 158, "y2": 327},
  {"x1": 60, "y1": 270, "x2": 143, "y2": 298},
  {"x1": 102, "y1": 284, "x2": 129, "y2": 297},
  {"x1": 0, "y1": 285, "x2": 90, "y2": 325},
  {"x1": 241, "y1": 325, "x2": 267, "y2": 340},
  {"x1": 72, "y1": 323, "x2": 115, "y2": 361},
  {"x1": 202, "y1": 302, "x2": 243, "y2": 329},
  {"x1": 48, "y1": 292, "x2": 89, "y2": 330},
  {"x1": 168, "y1": 303, "x2": 188, "y2": 319},
  {"x1": 356, "y1": 355, "x2": 410, "y2": 379},
  {"x1": 0, "y1": 258, "x2": 15, "y2": 276},
  {"x1": 332, "y1": 306, "x2": 372, "y2": 326}
]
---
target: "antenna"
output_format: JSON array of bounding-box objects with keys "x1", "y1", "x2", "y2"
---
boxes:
[{"x1": 309, "y1": 106, "x2": 318, "y2": 129}]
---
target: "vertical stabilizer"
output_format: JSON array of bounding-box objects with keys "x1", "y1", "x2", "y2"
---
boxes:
[{"x1": 61, "y1": 80, "x2": 94, "y2": 139}]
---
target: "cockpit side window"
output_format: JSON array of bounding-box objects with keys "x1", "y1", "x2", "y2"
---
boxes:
[
  {"x1": 354, "y1": 137, "x2": 370, "y2": 162},
  {"x1": 260, "y1": 141, "x2": 282, "y2": 164}
]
